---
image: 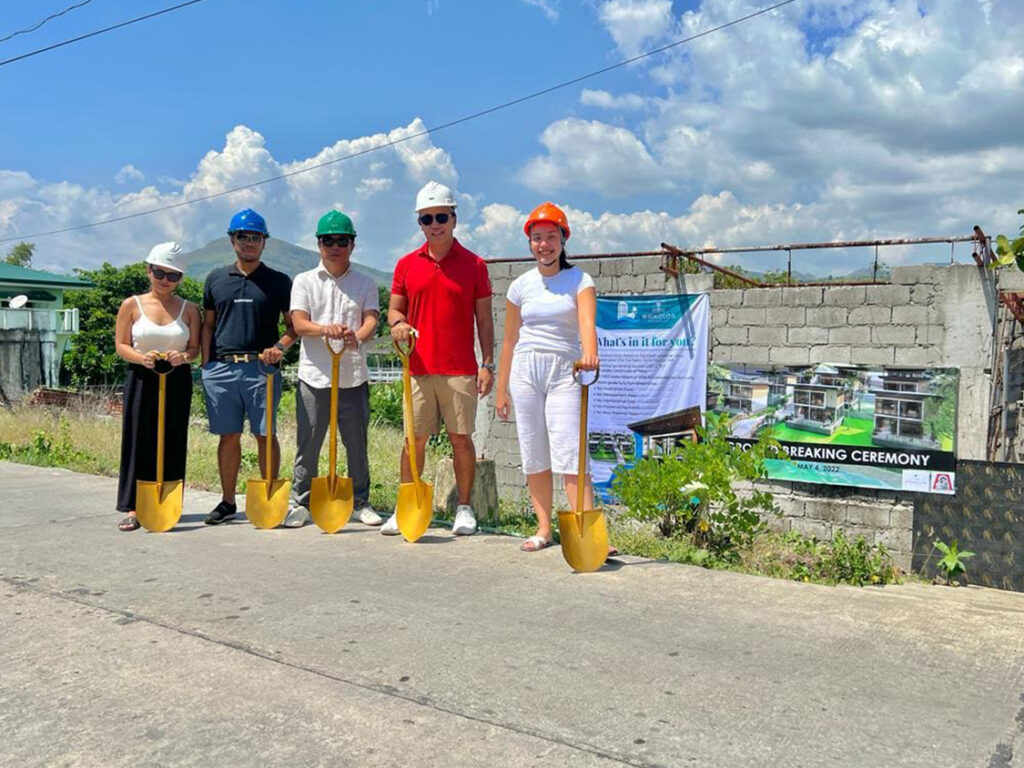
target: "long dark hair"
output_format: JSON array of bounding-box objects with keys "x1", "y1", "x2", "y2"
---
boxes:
[{"x1": 558, "y1": 248, "x2": 570, "y2": 271}]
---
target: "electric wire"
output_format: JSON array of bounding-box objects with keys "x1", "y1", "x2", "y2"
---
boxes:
[
  {"x1": 0, "y1": 0, "x2": 212, "y2": 68},
  {"x1": 0, "y1": 0, "x2": 799, "y2": 244},
  {"x1": 0, "y1": 0, "x2": 98, "y2": 45}
]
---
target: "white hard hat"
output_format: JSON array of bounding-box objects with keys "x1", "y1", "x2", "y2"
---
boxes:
[
  {"x1": 414, "y1": 181, "x2": 457, "y2": 212},
  {"x1": 145, "y1": 241, "x2": 185, "y2": 274}
]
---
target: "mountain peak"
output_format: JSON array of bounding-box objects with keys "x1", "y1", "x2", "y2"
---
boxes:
[{"x1": 182, "y1": 237, "x2": 392, "y2": 286}]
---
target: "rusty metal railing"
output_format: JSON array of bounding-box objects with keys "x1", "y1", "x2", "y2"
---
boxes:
[{"x1": 484, "y1": 229, "x2": 993, "y2": 287}]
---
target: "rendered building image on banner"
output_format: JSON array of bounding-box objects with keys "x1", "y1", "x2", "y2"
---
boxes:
[
  {"x1": 589, "y1": 294, "x2": 709, "y2": 502},
  {"x1": 710, "y1": 363, "x2": 958, "y2": 495}
]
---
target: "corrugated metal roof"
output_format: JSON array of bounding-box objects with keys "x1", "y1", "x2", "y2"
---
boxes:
[{"x1": 0, "y1": 263, "x2": 93, "y2": 288}]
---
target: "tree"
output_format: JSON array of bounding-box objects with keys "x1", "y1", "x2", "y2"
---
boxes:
[
  {"x1": 376, "y1": 284, "x2": 391, "y2": 336},
  {"x1": 4, "y1": 242, "x2": 34, "y2": 267},
  {"x1": 61, "y1": 262, "x2": 203, "y2": 386}
]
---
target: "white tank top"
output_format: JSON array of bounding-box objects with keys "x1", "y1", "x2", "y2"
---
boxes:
[{"x1": 131, "y1": 295, "x2": 190, "y2": 353}]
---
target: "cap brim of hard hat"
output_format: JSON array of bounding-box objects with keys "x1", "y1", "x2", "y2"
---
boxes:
[{"x1": 145, "y1": 258, "x2": 185, "y2": 275}]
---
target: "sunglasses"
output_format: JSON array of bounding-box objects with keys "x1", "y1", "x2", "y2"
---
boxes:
[
  {"x1": 150, "y1": 266, "x2": 183, "y2": 283},
  {"x1": 233, "y1": 232, "x2": 265, "y2": 243},
  {"x1": 418, "y1": 213, "x2": 452, "y2": 226},
  {"x1": 318, "y1": 235, "x2": 353, "y2": 248}
]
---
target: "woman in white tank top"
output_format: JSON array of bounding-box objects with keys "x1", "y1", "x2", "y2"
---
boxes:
[{"x1": 112, "y1": 242, "x2": 201, "y2": 531}]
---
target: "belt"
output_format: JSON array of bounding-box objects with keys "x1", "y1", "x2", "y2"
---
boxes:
[{"x1": 217, "y1": 353, "x2": 260, "y2": 363}]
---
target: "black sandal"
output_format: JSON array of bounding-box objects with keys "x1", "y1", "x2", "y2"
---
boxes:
[{"x1": 118, "y1": 515, "x2": 140, "y2": 532}]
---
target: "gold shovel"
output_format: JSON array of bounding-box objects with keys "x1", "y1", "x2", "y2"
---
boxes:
[
  {"x1": 310, "y1": 338, "x2": 354, "y2": 532},
  {"x1": 245, "y1": 365, "x2": 291, "y2": 529},
  {"x1": 136, "y1": 355, "x2": 183, "y2": 532},
  {"x1": 558, "y1": 364, "x2": 609, "y2": 572},
  {"x1": 394, "y1": 333, "x2": 433, "y2": 542}
]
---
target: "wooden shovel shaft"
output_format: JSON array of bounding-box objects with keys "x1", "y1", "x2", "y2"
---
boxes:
[
  {"x1": 328, "y1": 353, "x2": 340, "y2": 483},
  {"x1": 265, "y1": 373, "x2": 274, "y2": 483},
  {"x1": 393, "y1": 333, "x2": 425, "y2": 505},
  {"x1": 156, "y1": 372, "x2": 166, "y2": 486},
  {"x1": 577, "y1": 382, "x2": 588, "y2": 514}
]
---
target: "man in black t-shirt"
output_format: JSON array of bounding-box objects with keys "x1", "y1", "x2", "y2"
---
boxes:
[{"x1": 200, "y1": 208, "x2": 296, "y2": 524}]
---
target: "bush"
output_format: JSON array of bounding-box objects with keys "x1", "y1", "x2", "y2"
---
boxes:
[
  {"x1": 369, "y1": 381, "x2": 403, "y2": 428},
  {"x1": 614, "y1": 411, "x2": 785, "y2": 561}
]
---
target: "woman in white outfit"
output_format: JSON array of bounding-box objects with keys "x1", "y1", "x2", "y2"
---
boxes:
[
  {"x1": 113, "y1": 242, "x2": 201, "y2": 531},
  {"x1": 495, "y1": 203, "x2": 600, "y2": 552}
]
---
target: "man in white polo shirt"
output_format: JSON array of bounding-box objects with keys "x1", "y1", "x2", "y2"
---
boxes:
[{"x1": 285, "y1": 210, "x2": 381, "y2": 527}]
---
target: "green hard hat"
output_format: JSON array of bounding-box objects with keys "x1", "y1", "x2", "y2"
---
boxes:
[{"x1": 316, "y1": 210, "x2": 356, "y2": 237}]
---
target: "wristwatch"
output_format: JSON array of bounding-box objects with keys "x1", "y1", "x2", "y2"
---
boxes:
[
  {"x1": 274, "y1": 341, "x2": 286, "y2": 352},
  {"x1": 482, "y1": 362, "x2": 496, "y2": 373}
]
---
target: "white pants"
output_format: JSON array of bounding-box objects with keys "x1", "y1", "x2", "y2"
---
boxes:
[{"x1": 509, "y1": 351, "x2": 589, "y2": 476}]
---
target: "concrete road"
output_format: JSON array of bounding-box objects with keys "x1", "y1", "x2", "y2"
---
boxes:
[{"x1": 2, "y1": 461, "x2": 1024, "y2": 767}]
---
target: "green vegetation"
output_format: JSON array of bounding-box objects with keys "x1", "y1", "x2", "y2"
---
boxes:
[
  {"x1": 990, "y1": 209, "x2": 1024, "y2": 272},
  {"x1": 614, "y1": 412, "x2": 785, "y2": 561},
  {"x1": 933, "y1": 539, "x2": 974, "y2": 586},
  {"x1": 4, "y1": 241, "x2": 34, "y2": 268}
]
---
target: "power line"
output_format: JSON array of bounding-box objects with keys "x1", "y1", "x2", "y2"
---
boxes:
[
  {"x1": 0, "y1": 0, "x2": 212, "y2": 67},
  {"x1": 0, "y1": 0, "x2": 799, "y2": 244},
  {"x1": 0, "y1": 0, "x2": 98, "y2": 45}
]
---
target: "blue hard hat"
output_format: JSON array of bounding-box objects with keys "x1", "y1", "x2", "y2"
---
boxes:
[{"x1": 227, "y1": 208, "x2": 269, "y2": 237}]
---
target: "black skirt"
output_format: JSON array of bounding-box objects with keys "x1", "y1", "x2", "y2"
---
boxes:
[{"x1": 116, "y1": 363, "x2": 193, "y2": 512}]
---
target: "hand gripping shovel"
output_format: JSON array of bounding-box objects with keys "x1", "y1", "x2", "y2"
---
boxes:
[
  {"x1": 310, "y1": 338, "x2": 354, "y2": 532},
  {"x1": 557, "y1": 364, "x2": 610, "y2": 572},
  {"x1": 394, "y1": 332, "x2": 433, "y2": 542},
  {"x1": 136, "y1": 355, "x2": 183, "y2": 532},
  {"x1": 245, "y1": 364, "x2": 291, "y2": 529}
]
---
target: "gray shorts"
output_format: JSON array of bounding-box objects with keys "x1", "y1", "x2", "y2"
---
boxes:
[{"x1": 201, "y1": 360, "x2": 282, "y2": 436}]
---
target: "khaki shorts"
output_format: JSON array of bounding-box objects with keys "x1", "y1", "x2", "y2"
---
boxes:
[{"x1": 410, "y1": 375, "x2": 477, "y2": 436}]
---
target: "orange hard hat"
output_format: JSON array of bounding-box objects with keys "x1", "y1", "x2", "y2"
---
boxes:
[{"x1": 524, "y1": 202, "x2": 570, "y2": 239}]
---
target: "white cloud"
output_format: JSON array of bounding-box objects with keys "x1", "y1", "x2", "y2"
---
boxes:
[
  {"x1": 0, "y1": 119, "x2": 459, "y2": 273},
  {"x1": 115, "y1": 164, "x2": 144, "y2": 184},
  {"x1": 519, "y1": 118, "x2": 673, "y2": 196},
  {"x1": 521, "y1": 0, "x2": 559, "y2": 22},
  {"x1": 512, "y1": 0, "x2": 1024, "y2": 267},
  {"x1": 579, "y1": 88, "x2": 649, "y2": 110},
  {"x1": 598, "y1": 0, "x2": 673, "y2": 57}
]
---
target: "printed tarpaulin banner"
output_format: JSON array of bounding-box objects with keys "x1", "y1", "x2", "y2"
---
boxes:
[
  {"x1": 589, "y1": 293, "x2": 709, "y2": 502},
  {"x1": 710, "y1": 363, "x2": 958, "y2": 495}
]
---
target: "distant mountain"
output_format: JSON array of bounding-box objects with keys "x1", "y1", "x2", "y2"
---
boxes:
[{"x1": 182, "y1": 238, "x2": 392, "y2": 286}]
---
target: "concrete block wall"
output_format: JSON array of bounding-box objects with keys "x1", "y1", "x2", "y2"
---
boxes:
[{"x1": 480, "y1": 257, "x2": 1000, "y2": 572}]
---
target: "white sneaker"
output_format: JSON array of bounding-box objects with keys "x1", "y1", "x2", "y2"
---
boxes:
[
  {"x1": 452, "y1": 505, "x2": 477, "y2": 536},
  {"x1": 357, "y1": 505, "x2": 383, "y2": 526},
  {"x1": 283, "y1": 505, "x2": 309, "y2": 528},
  {"x1": 380, "y1": 514, "x2": 401, "y2": 535}
]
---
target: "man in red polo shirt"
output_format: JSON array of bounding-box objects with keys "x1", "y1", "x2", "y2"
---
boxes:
[{"x1": 383, "y1": 181, "x2": 494, "y2": 536}]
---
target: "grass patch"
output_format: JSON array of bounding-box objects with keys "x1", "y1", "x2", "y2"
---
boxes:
[{"x1": 0, "y1": 403, "x2": 443, "y2": 514}]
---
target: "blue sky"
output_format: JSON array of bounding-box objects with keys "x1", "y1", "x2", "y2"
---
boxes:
[{"x1": 1, "y1": 0, "x2": 1022, "y2": 276}]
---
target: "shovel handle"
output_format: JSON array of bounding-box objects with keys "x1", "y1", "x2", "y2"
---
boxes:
[
  {"x1": 572, "y1": 362, "x2": 600, "y2": 387},
  {"x1": 392, "y1": 328, "x2": 418, "y2": 360},
  {"x1": 322, "y1": 336, "x2": 347, "y2": 361}
]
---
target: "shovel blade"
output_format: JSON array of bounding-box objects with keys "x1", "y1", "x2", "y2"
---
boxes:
[
  {"x1": 245, "y1": 479, "x2": 292, "y2": 529},
  {"x1": 135, "y1": 480, "x2": 183, "y2": 532},
  {"x1": 309, "y1": 475, "x2": 354, "y2": 533},
  {"x1": 396, "y1": 481, "x2": 433, "y2": 542},
  {"x1": 557, "y1": 510, "x2": 609, "y2": 572}
]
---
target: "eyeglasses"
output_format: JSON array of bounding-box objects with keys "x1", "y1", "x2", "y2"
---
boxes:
[
  {"x1": 150, "y1": 266, "x2": 183, "y2": 283},
  {"x1": 233, "y1": 232, "x2": 265, "y2": 243},
  {"x1": 318, "y1": 235, "x2": 353, "y2": 248},
  {"x1": 418, "y1": 213, "x2": 452, "y2": 226}
]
